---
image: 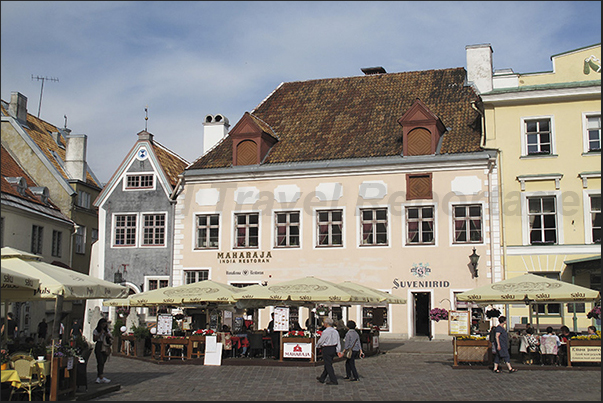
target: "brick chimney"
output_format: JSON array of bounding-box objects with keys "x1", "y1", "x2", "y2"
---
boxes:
[
  {"x1": 202, "y1": 114, "x2": 229, "y2": 155},
  {"x1": 466, "y1": 44, "x2": 493, "y2": 94},
  {"x1": 65, "y1": 134, "x2": 87, "y2": 181},
  {"x1": 8, "y1": 92, "x2": 28, "y2": 123}
]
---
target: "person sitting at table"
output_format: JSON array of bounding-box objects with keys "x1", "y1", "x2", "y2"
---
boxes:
[
  {"x1": 234, "y1": 324, "x2": 249, "y2": 357},
  {"x1": 587, "y1": 325, "x2": 597, "y2": 335},
  {"x1": 557, "y1": 325, "x2": 575, "y2": 366},
  {"x1": 539, "y1": 326, "x2": 561, "y2": 366}
]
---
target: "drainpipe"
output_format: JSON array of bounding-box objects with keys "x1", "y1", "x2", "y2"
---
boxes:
[
  {"x1": 69, "y1": 224, "x2": 80, "y2": 269},
  {"x1": 571, "y1": 267, "x2": 578, "y2": 332},
  {"x1": 471, "y1": 101, "x2": 486, "y2": 147}
]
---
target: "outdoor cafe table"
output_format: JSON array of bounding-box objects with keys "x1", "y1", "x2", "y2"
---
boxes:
[
  {"x1": 151, "y1": 337, "x2": 190, "y2": 360},
  {"x1": 1, "y1": 369, "x2": 21, "y2": 388}
]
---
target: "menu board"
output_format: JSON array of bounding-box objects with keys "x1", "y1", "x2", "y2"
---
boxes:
[
  {"x1": 274, "y1": 307, "x2": 290, "y2": 332},
  {"x1": 157, "y1": 314, "x2": 173, "y2": 336},
  {"x1": 448, "y1": 310, "x2": 470, "y2": 336}
]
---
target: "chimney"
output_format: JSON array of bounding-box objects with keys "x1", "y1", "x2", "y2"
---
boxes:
[
  {"x1": 8, "y1": 92, "x2": 28, "y2": 123},
  {"x1": 202, "y1": 114, "x2": 229, "y2": 155},
  {"x1": 65, "y1": 134, "x2": 87, "y2": 181},
  {"x1": 466, "y1": 44, "x2": 493, "y2": 94}
]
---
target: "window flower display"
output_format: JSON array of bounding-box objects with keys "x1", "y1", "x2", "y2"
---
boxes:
[
  {"x1": 192, "y1": 329, "x2": 215, "y2": 336},
  {"x1": 429, "y1": 307, "x2": 448, "y2": 322},
  {"x1": 587, "y1": 306, "x2": 600, "y2": 320},
  {"x1": 315, "y1": 305, "x2": 329, "y2": 316},
  {"x1": 283, "y1": 330, "x2": 311, "y2": 338}
]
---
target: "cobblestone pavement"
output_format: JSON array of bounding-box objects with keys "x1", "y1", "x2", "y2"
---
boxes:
[{"x1": 81, "y1": 339, "x2": 601, "y2": 401}]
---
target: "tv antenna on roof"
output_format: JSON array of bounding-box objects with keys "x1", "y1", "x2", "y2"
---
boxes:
[{"x1": 31, "y1": 75, "x2": 59, "y2": 118}]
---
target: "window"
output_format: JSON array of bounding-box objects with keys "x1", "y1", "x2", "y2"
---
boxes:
[
  {"x1": 589, "y1": 194, "x2": 601, "y2": 244},
  {"x1": 234, "y1": 213, "x2": 259, "y2": 248},
  {"x1": 142, "y1": 213, "x2": 165, "y2": 246},
  {"x1": 525, "y1": 118, "x2": 552, "y2": 155},
  {"x1": 453, "y1": 205, "x2": 482, "y2": 243},
  {"x1": 114, "y1": 214, "x2": 137, "y2": 246},
  {"x1": 184, "y1": 270, "x2": 209, "y2": 284},
  {"x1": 125, "y1": 174, "x2": 154, "y2": 189},
  {"x1": 31, "y1": 225, "x2": 43, "y2": 254},
  {"x1": 196, "y1": 214, "x2": 219, "y2": 249},
  {"x1": 275, "y1": 211, "x2": 300, "y2": 248},
  {"x1": 77, "y1": 190, "x2": 91, "y2": 209},
  {"x1": 362, "y1": 307, "x2": 388, "y2": 331},
  {"x1": 51, "y1": 230, "x2": 62, "y2": 257},
  {"x1": 317, "y1": 209, "x2": 343, "y2": 247},
  {"x1": 530, "y1": 273, "x2": 561, "y2": 316},
  {"x1": 406, "y1": 206, "x2": 435, "y2": 244},
  {"x1": 360, "y1": 208, "x2": 388, "y2": 246},
  {"x1": 585, "y1": 114, "x2": 601, "y2": 152},
  {"x1": 528, "y1": 196, "x2": 557, "y2": 244},
  {"x1": 147, "y1": 278, "x2": 169, "y2": 316},
  {"x1": 75, "y1": 225, "x2": 86, "y2": 254}
]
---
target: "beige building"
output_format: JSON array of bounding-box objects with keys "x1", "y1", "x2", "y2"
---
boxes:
[
  {"x1": 172, "y1": 65, "x2": 501, "y2": 339},
  {"x1": 471, "y1": 43, "x2": 601, "y2": 331}
]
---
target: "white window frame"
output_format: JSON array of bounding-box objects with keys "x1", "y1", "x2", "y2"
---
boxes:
[
  {"x1": 144, "y1": 276, "x2": 170, "y2": 316},
  {"x1": 582, "y1": 112, "x2": 601, "y2": 153},
  {"x1": 183, "y1": 269, "x2": 210, "y2": 284},
  {"x1": 402, "y1": 202, "x2": 438, "y2": 247},
  {"x1": 356, "y1": 205, "x2": 390, "y2": 248},
  {"x1": 583, "y1": 189, "x2": 601, "y2": 244},
  {"x1": 123, "y1": 172, "x2": 156, "y2": 191},
  {"x1": 521, "y1": 191, "x2": 564, "y2": 246},
  {"x1": 195, "y1": 213, "x2": 220, "y2": 250},
  {"x1": 520, "y1": 115, "x2": 555, "y2": 157},
  {"x1": 112, "y1": 213, "x2": 138, "y2": 248},
  {"x1": 273, "y1": 209, "x2": 302, "y2": 249},
  {"x1": 313, "y1": 207, "x2": 345, "y2": 249},
  {"x1": 448, "y1": 201, "x2": 486, "y2": 246},
  {"x1": 141, "y1": 212, "x2": 167, "y2": 248},
  {"x1": 233, "y1": 211, "x2": 260, "y2": 249}
]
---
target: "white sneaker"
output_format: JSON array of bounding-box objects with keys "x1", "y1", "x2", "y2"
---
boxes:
[
  {"x1": 95, "y1": 378, "x2": 102, "y2": 384},
  {"x1": 102, "y1": 377, "x2": 111, "y2": 383}
]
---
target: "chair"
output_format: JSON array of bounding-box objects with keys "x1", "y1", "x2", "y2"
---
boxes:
[
  {"x1": 248, "y1": 333, "x2": 265, "y2": 358},
  {"x1": 9, "y1": 355, "x2": 46, "y2": 401}
]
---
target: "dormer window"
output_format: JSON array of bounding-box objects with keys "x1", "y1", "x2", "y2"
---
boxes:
[
  {"x1": 230, "y1": 112, "x2": 278, "y2": 166},
  {"x1": 6, "y1": 177, "x2": 27, "y2": 196},
  {"x1": 30, "y1": 187, "x2": 50, "y2": 204},
  {"x1": 398, "y1": 98, "x2": 446, "y2": 156}
]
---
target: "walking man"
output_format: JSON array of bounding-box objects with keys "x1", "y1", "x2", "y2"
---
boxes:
[{"x1": 316, "y1": 317, "x2": 343, "y2": 385}]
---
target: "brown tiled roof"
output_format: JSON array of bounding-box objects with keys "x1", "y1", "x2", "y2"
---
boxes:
[
  {"x1": 1, "y1": 102, "x2": 101, "y2": 188},
  {"x1": 150, "y1": 141, "x2": 189, "y2": 188},
  {"x1": 1, "y1": 144, "x2": 60, "y2": 210},
  {"x1": 189, "y1": 67, "x2": 482, "y2": 170}
]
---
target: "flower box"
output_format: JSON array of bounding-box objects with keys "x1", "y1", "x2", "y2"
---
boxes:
[
  {"x1": 567, "y1": 338, "x2": 601, "y2": 366},
  {"x1": 453, "y1": 339, "x2": 492, "y2": 366}
]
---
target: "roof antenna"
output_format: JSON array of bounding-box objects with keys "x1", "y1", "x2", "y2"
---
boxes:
[
  {"x1": 144, "y1": 105, "x2": 149, "y2": 131},
  {"x1": 31, "y1": 75, "x2": 59, "y2": 118}
]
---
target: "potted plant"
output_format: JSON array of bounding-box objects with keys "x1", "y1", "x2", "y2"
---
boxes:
[
  {"x1": 111, "y1": 318, "x2": 125, "y2": 354},
  {"x1": 132, "y1": 324, "x2": 151, "y2": 357},
  {"x1": 429, "y1": 307, "x2": 449, "y2": 322},
  {"x1": 587, "y1": 306, "x2": 600, "y2": 320},
  {"x1": 1, "y1": 349, "x2": 9, "y2": 370},
  {"x1": 485, "y1": 308, "x2": 501, "y2": 319}
]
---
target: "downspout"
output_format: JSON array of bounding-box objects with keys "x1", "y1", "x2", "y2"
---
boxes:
[{"x1": 471, "y1": 101, "x2": 486, "y2": 147}]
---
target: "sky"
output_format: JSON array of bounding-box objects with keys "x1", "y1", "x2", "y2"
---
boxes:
[{"x1": 1, "y1": 1, "x2": 601, "y2": 184}]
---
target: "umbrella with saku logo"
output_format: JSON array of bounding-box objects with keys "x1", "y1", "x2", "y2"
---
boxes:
[{"x1": 122, "y1": 279, "x2": 241, "y2": 307}]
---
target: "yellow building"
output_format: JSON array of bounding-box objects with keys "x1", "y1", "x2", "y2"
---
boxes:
[{"x1": 468, "y1": 43, "x2": 601, "y2": 331}]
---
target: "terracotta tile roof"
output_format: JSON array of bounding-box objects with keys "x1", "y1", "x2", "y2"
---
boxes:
[
  {"x1": 189, "y1": 67, "x2": 482, "y2": 170},
  {"x1": 1, "y1": 101, "x2": 101, "y2": 188},
  {"x1": 150, "y1": 141, "x2": 189, "y2": 188},
  {"x1": 1, "y1": 144, "x2": 60, "y2": 210}
]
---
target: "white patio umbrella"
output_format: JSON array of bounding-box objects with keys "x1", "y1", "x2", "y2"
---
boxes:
[{"x1": 1, "y1": 266, "x2": 40, "y2": 298}]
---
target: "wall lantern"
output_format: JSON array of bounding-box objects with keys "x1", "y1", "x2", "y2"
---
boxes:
[{"x1": 469, "y1": 247, "x2": 480, "y2": 278}]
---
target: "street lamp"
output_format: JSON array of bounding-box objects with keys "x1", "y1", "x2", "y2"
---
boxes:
[{"x1": 469, "y1": 247, "x2": 480, "y2": 278}]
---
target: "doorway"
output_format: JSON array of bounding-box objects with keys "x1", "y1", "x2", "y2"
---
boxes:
[{"x1": 413, "y1": 292, "x2": 431, "y2": 337}]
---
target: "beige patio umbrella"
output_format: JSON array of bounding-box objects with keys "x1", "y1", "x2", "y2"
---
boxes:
[
  {"x1": 455, "y1": 273, "x2": 600, "y2": 304},
  {"x1": 234, "y1": 276, "x2": 384, "y2": 304},
  {"x1": 1, "y1": 266, "x2": 40, "y2": 298},
  {"x1": 337, "y1": 281, "x2": 407, "y2": 304},
  {"x1": 125, "y1": 279, "x2": 241, "y2": 307},
  {"x1": 1, "y1": 247, "x2": 128, "y2": 301}
]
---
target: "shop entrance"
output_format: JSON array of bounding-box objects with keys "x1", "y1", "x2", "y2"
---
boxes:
[{"x1": 413, "y1": 292, "x2": 431, "y2": 337}]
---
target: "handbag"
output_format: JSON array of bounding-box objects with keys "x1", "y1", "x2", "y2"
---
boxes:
[
  {"x1": 101, "y1": 333, "x2": 113, "y2": 355},
  {"x1": 343, "y1": 337, "x2": 358, "y2": 359}
]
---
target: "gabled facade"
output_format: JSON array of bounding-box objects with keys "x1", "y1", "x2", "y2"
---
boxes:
[
  {"x1": 470, "y1": 43, "x2": 601, "y2": 331},
  {"x1": 92, "y1": 130, "x2": 188, "y2": 320},
  {"x1": 1, "y1": 92, "x2": 103, "y2": 277},
  {"x1": 174, "y1": 64, "x2": 501, "y2": 339},
  {"x1": 1, "y1": 143, "x2": 74, "y2": 337}
]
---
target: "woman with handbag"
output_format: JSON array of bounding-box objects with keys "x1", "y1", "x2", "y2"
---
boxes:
[
  {"x1": 343, "y1": 320, "x2": 364, "y2": 382},
  {"x1": 92, "y1": 318, "x2": 113, "y2": 384}
]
